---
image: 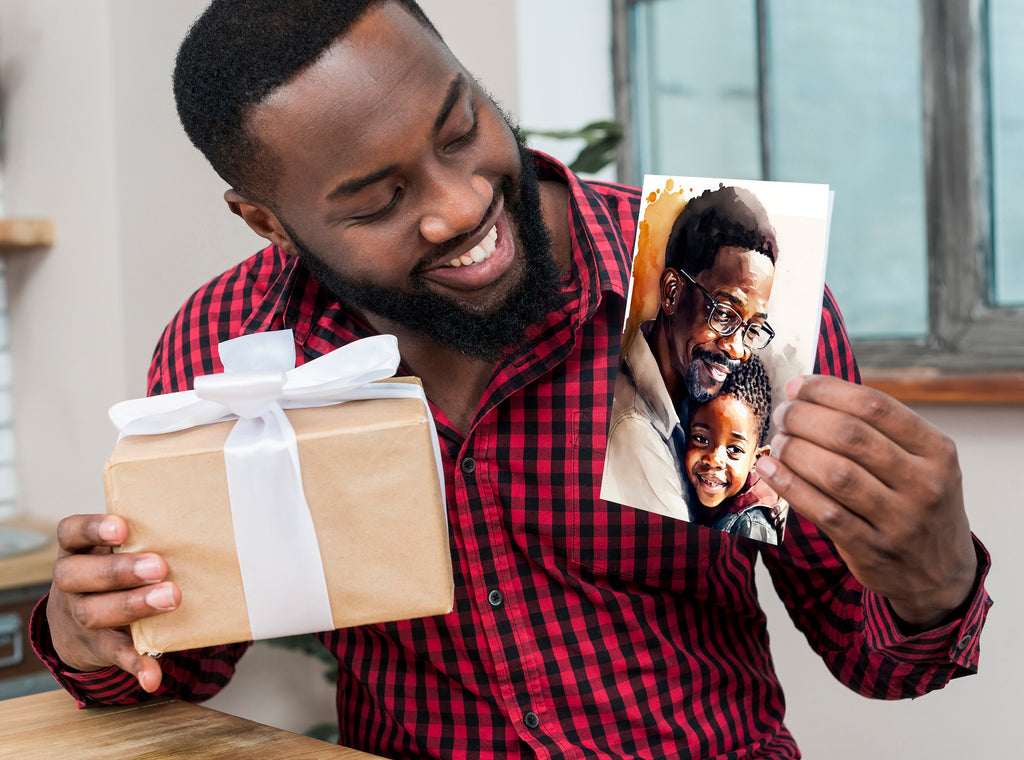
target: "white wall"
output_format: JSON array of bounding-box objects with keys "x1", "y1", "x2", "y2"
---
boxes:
[
  {"x1": 760, "y1": 403, "x2": 1021, "y2": 757},
  {"x1": 0, "y1": 0, "x2": 263, "y2": 524},
  {"x1": 0, "y1": 1, "x2": 1017, "y2": 755}
]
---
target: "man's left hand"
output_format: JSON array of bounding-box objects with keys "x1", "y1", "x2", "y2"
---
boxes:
[{"x1": 755, "y1": 375, "x2": 977, "y2": 629}]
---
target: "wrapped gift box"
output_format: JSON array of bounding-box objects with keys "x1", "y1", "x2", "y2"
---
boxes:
[{"x1": 103, "y1": 335, "x2": 453, "y2": 656}]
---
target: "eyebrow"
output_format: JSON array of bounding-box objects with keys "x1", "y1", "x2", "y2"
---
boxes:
[
  {"x1": 434, "y1": 74, "x2": 466, "y2": 134},
  {"x1": 714, "y1": 290, "x2": 768, "y2": 321},
  {"x1": 324, "y1": 74, "x2": 467, "y2": 203}
]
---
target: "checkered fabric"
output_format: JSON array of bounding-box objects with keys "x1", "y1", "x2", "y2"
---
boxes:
[{"x1": 32, "y1": 152, "x2": 991, "y2": 759}]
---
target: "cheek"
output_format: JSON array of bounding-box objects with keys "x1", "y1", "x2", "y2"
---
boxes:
[
  {"x1": 726, "y1": 458, "x2": 754, "y2": 496},
  {"x1": 684, "y1": 449, "x2": 699, "y2": 473}
]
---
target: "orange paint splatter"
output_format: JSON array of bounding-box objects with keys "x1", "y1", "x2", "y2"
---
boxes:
[{"x1": 621, "y1": 179, "x2": 691, "y2": 354}]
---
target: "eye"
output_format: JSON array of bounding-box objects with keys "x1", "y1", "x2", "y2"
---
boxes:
[
  {"x1": 727, "y1": 444, "x2": 746, "y2": 458},
  {"x1": 443, "y1": 108, "x2": 479, "y2": 153},
  {"x1": 351, "y1": 187, "x2": 403, "y2": 223},
  {"x1": 708, "y1": 303, "x2": 740, "y2": 331},
  {"x1": 690, "y1": 433, "x2": 709, "y2": 447}
]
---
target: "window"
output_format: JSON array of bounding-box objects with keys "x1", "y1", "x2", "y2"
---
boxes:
[{"x1": 614, "y1": 0, "x2": 1024, "y2": 381}]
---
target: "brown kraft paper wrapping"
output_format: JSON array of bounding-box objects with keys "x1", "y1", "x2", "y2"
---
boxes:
[{"x1": 104, "y1": 395, "x2": 454, "y2": 655}]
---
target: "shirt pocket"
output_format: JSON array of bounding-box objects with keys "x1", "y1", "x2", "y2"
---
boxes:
[{"x1": 566, "y1": 416, "x2": 723, "y2": 588}]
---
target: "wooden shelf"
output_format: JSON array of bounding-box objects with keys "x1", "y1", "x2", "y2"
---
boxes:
[
  {"x1": 861, "y1": 367, "x2": 1024, "y2": 405},
  {"x1": 0, "y1": 218, "x2": 55, "y2": 249},
  {"x1": 0, "y1": 517, "x2": 57, "y2": 592}
]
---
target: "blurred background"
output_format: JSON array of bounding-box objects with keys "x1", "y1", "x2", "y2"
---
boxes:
[{"x1": 0, "y1": 1, "x2": 1018, "y2": 756}]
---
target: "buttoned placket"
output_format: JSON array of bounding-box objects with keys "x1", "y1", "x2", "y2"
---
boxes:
[{"x1": 452, "y1": 420, "x2": 554, "y2": 753}]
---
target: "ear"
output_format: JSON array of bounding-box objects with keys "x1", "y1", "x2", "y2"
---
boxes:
[
  {"x1": 660, "y1": 267, "x2": 682, "y2": 316},
  {"x1": 755, "y1": 444, "x2": 772, "y2": 460},
  {"x1": 224, "y1": 189, "x2": 298, "y2": 256}
]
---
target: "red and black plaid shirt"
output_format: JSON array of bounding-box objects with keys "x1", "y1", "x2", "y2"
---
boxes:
[{"x1": 33, "y1": 153, "x2": 991, "y2": 759}]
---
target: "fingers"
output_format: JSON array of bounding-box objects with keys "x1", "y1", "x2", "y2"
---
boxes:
[
  {"x1": 108, "y1": 631, "x2": 165, "y2": 693},
  {"x1": 64, "y1": 583, "x2": 180, "y2": 631},
  {"x1": 62, "y1": 620, "x2": 165, "y2": 694},
  {"x1": 47, "y1": 513, "x2": 178, "y2": 689},
  {"x1": 766, "y1": 430, "x2": 895, "y2": 529},
  {"x1": 756, "y1": 450, "x2": 874, "y2": 538},
  {"x1": 57, "y1": 514, "x2": 128, "y2": 556},
  {"x1": 782, "y1": 375, "x2": 942, "y2": 457},
  {"x1": 772, "y1": 393, "x2": 911, "y2": 492},
  {"x1": 54, "y1": 551, "x2": 169, "y2": 594},
  {"x1": 770, "y1": 375, "x2": 960, "y2": 527}
]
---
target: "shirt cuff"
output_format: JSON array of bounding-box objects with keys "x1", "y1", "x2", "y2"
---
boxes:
[
  {"x1": 861, "y1": 535, "x2": 992, "y2": 672},
  {"x1": 29, "y1": 594, "x2": 149, "y2": 707}
]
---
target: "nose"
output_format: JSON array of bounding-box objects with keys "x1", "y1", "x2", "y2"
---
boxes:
[
  {"x1": 418, "y1": 169, "x2": 492, "y2": 245},
  {"x1": 703, "y1": 448, "x2": 725, "y2": 467},
  {"x1": 716, "y1": 329, "x2": 747, "y2": 361}
]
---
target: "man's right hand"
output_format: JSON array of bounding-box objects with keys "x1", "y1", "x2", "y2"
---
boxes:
[{"x1": 47, "y1": 514, "x2": 180, "y2": 693}]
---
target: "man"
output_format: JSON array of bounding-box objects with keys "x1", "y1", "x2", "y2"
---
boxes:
[
  {"x1": 602, "y1": 185, "x2": 778, "y2": 519},
  {"x1": 34, "y1": 1, "x2": 990, "y2": 758}
]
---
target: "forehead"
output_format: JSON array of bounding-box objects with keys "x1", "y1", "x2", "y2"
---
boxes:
[
  {"x1": 698, "y1": 247, "x2": 775, "y2": 300},
  {"x1": 691, "y1": 394, "x2": 757, "y2": 435},
  {"x1": 245, "y1": 3, "x2": 462, "y2": 189}
]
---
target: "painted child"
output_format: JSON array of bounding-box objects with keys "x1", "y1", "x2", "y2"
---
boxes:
[{"x1": 684, "y1": 355, "x2": 787, "y2": 545}]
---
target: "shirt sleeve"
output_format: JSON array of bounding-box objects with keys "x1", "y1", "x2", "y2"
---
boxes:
[
  {"x1": 29, "y1": 594, "x2": 251, "y2": 708},
  {"x1": 759, "y1": 285, "x2": 993, "y2": 698}
]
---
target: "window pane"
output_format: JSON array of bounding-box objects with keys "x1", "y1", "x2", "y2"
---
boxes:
[
  {"x1": 766, "y1": 2, "x2": 928, "y2": 339},
  {"x1": 629, "y1": 0, "x2": 761, "y2": 179},
  {"x1": 990, "y1": 1, "x2": 1024, "y2": 307}
]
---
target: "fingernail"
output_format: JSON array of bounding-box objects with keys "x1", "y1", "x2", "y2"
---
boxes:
[
  {"x1": 771, "y1": 433, "x2": 786, "y2": 452},
  {"x1": 785, "y1": 375, "x2": 808, "y2": 399},
  {"x1": 135, "y1": 557, "x2": 164, "y2": 582},
  {"x1": 772, "y1": 402, "x2": 790, "y2": 429},
  {"x1": 756, "y1": 456, "x2": 778, "y2": 478},
  {"x1": 98, "y1": 518, "x2": 120, "y2": 543},
  {"x1": 146, "y1": 585, "x2": 177, "y2": 611}
]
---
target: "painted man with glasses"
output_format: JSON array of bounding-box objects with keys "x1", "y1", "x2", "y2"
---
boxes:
[{"x1": 603, "y1": 185, "x2": 779, "y2": 520}]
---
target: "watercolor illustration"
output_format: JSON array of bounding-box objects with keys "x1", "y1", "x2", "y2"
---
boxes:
[{"x1": 601, "y1": 175, "x2": 831, "y2": 544}]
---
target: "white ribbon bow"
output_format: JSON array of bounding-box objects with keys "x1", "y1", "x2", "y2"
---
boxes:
[{"x1": 109, "y1": 330, "x2": 429, "y2": 641}]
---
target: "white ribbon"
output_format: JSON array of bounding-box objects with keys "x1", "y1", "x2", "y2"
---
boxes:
[{"x1": 109, "y1": 330, "x2": 442, "y2": 641}]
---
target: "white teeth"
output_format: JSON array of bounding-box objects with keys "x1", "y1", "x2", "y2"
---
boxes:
[
  {"x1": 705, "y1": 361, "x2": 728, "y2": 382},
  {"x1": 445, "y1": 225, "x2": 498, "y2": 268}
]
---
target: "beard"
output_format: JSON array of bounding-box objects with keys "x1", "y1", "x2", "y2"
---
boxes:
[
  {"x1": 286, "y1": 140, "x2": 563, "y2": 362},
  {"x1": 685, "y1": 347, "x2": 742, "y2": 403}
]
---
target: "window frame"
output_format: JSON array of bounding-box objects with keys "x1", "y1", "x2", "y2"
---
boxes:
[{"x1": 612, "y1": 0, "x2": 1024, "y2": 400}]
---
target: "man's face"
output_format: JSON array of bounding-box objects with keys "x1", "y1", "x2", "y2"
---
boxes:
[
  {"x1": 662, "y1": 247, "x2": 775, "y2": 402},
  {"x1": 244, "y1": 2, "x2": 558, "y2": 360},
  {"x1": 685, "y1": 394, "x2": 764, "y2": 509}
]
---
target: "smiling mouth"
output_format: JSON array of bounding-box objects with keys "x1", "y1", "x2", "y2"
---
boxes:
[
  {"x1": 695, "y1": 472, "x2": 728, "y2": 492},
  {"x1": 444, "y1": 224, "x2": 497, "y2": 268},
  {"x1": 702, "y1": 359, "x2": 731, "y2": 384}
]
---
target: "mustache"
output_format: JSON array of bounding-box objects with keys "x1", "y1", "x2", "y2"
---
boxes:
[{"x1": 692, "y1": 347, "x2": 742, "y2": 374}]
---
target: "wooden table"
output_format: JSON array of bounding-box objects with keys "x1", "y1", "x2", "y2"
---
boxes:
[{"x1": 0, "y1": 689, "x2": 387, "y2": 759}]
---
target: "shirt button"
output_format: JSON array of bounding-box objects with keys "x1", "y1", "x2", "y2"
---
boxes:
[
  {"x1": 487, "y1": 589, "x2": 503, "y2": 607},
  {"x1": 460, "y1": 457, "x2": 476, "y2": 474},
  {"x1": 956, "y1": 634, "x2": 972, "y2": 651},
  {"x1": 523, "y1": 711, "x2": 540, "y2": 729}
]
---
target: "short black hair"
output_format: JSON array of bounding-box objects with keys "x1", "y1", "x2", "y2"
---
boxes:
[
  {"x1": 173, "y1": 0, "x2": 440, "y2": 205},
  {"x1": 664, "y1": 185, "x2": 778, "y2": 276},
  {"x1": 691, "y1": 354, "x2": 773, "y2": 446}
]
